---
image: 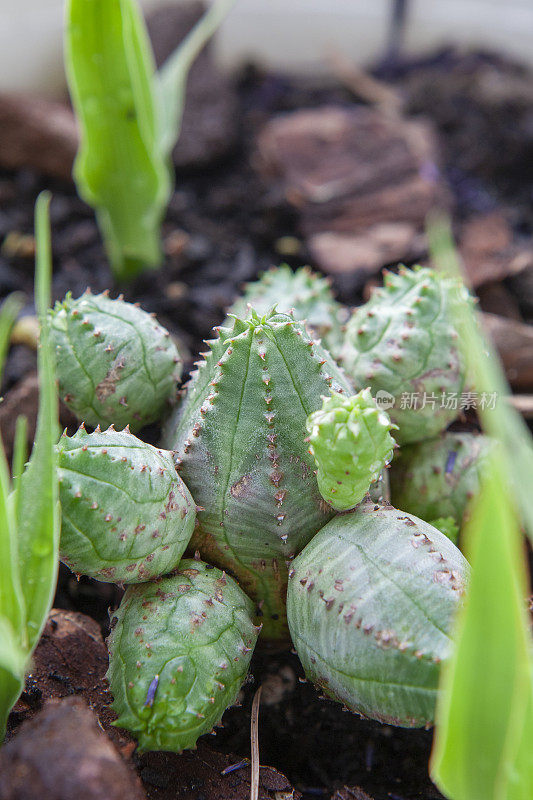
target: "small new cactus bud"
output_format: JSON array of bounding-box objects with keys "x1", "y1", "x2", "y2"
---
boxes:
[
  {"x1": 306, "y1": 389, "x2": 397, "y2": 511},
  {"x1": 390, "y1": 432, "x2": 491, "y2": 529},
  {"x1": 428, "y1": 517, "x2": 459, "y2": 545},
  {"x1": 107, "y1": 560, "x2": 260, "y2": 752},
  {"x1": 287, "y1": 503, "x2": 469, "y2": 728},
  {"x1": 226, "y1": 265, "x2": 348, "y2": 358},
  {"x1": 58, "y1": 426, "x2": 195, "y2": 583},
  {"x1": 163, "y1": 309, "x2": 353, "y2": 638},
  {"x1": 49, "y1": 291, "x2": 182, "y2": 432},
  {"x1": 340, "y1": 266, "x2": 468, "y2": 444}
]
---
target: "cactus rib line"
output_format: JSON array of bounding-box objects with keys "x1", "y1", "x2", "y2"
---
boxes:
[
  {"x1": 63, "y1": 324, "x2": 102, "y2": 418},
  {"x1": 216, "y1": 334, "x2": 262, "y2": 585},
  {"x1": 91, "y1": 307, "x2": 158, "y2": 391},
  {"x1": 351, "y1": 284, "x2": 444, "y2": 384},
  {"x1": 61, "y1": 510, "x2": 112, "y2": 561},
  {"x1": 60, "y1": 466, "x2": 168, "y2": 503},
  {"x1": 271, "y1": 338, "x2": 310, "y2": 416},
  {"x1": 315, "y1": 534, "x2": 452, "y2": 640},
  {"x1": 61, "y1": 509, "x2": 176, "y2": 564},
  {"x1": 292, "y1": 632, "x2": 437, "y2": 693},
  {"x1": 114, "y1": 618, "x2": 236, "y2": 727}
]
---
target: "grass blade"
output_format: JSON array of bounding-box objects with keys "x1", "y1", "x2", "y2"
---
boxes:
[
  {"x1": 0, "y1": 440, "x2": 24, "y2": 648},
  {"x1": 0, "y1": 293, "x2": 24, "y2": 387},
  {"x1": 158, "y1": 0, "x2": 238, "y2": 158},
  {"x1": 16, "y1": 192, "x2": 60, "y2": 652},
  {"x1": 429, "y1": 215, "x2": 533, "y2": 799},
  {"x1": 11, "y1": 415, "x2": 28, "y2": 521},
  {"x1": 429, "y1": 216, "x2": 533, "y2": 540},
  {"x1": 65, "y1": 0, "x2": 170, "y2": 279},
  {"x1": 0, "y1": 616, "x2": 26, "y2": 740},
  {"x1": 431, "y1": 456, "x2": 533, "y2": 799}
]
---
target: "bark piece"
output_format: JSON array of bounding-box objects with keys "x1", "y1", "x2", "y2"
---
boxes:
[
  {"x1": 0, "y1": 697, "x2": 145, "y2": 800},
  {"x1": 481, "y1": 312, "x2": 533, "y2": 391},
  {"x1": 0, "y1": 93, "x2": 77, "y2": 181},
  {"x1": 256, "y1": 105, "x2": 449, "y2": 276},
  {"x1": 459, "y1": 212, "x2": 533, "y2": 289}
]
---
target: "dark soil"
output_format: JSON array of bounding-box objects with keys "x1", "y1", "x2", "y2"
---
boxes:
[{"x1": 2, "y1": 40, "x2": 533, "y2": 800}]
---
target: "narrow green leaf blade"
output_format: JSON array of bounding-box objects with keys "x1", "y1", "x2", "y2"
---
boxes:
[
  {"x1": 0, "y1": 616, "x2": 27, "y2": 741},
  {"x1": 429, "y1": 216, "x2": 533, "y2": 541},
  {"x1": 16, "y1": 192, "x2": 60, "y2": 653},
  {"x1": 65, "y1": 0, "x2": 170, "y2": 279},
  {"x1": 11, "y1": 415, "x2": 28, "y2": 524},
  {"x1": 158, "y1": 0, "x2": 237, "y2": 158},
  {"x1": 0, "y1": 293, "x2": 24, "y2": 387},
  {"x1": 431, "y1": 456, "x2": 532, "y2": 800},
  {"x1": 506, "y1": 670, "x2": 533, "y2": 800},
  {"x1": 0, "y1": 439, "x2": 24, "y2": 646}
]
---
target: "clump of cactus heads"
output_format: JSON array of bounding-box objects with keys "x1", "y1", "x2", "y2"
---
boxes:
[
  {"x1": 226, "y1": 265, "x2": 348, "y2": 358},
  {"x1": 107, "y1": 560, "x2": 260, "y2": 752},
  {"x1": 390, "y1": 431, "x2": 490, "y2": 530},
  {"x1": 306, "y1": 388, "x2": 397, "y2": 511},
  {"x1": 163, "y1": 308, "x2": 353, "y2": 638},
  {"x1": 58, "y1": 426, "x2": 196, "y2": 583},
  {"x1": 287, "y1": 503, "x2": 469, "y2": 728},
  {"x1": 341, "y1": 266, "x2": 467, "y2": 445},
  {"x1": 49, "y1": 290, "x2": 182, "y2": 432}
]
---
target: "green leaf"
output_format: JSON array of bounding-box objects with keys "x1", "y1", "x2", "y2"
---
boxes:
[
  {"x1": 11, "y1": 416, "x2": 28, "y2": 516},
  {"x1": 158, "y1": 0, "x2": 237, "y2": 158},
  {"x1": 16, "y1": 192, "x2": 60, "y2": 653},
  {"x1": 0, "y1": 293, "x2": 24, "y2": 387},
  {"x1": 431, "y1": 456, "x2": 533, "y2": 800},
  {"x1": 429, "y1": 216, "x2": 533, "y2": 541},
  {"x1": 0, "y1": 616, "x2": 26, "y2": 740},
  {"x1": 429, "y1": 216, "x2": 533, "y2": 799},
  {"x1": 65, "y1": 0, "x2": 170, "y2": 280},
  {"x1": 0, "y1": 440, "x2": 25, "y2": 650}
]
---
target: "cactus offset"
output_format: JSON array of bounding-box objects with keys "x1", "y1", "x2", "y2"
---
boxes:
[
  {"x1": 163, "y1": 309, "x2": 353, "y2": 637},
  {"x1": 427, "y1": 516, "x2": 460, "y2": 545},
  {"x1": 49, "y1": 291, "x2": 182, "y2": 432},
  {"x1": 341, "y1": 267, "x2": 467, "y2": 444},
  {"x1": 227, "y1": 265, "x2": 347, "y2": 358},
  {"x1": 390, "y1": 432, "x2": 491, "y2": 529},
  {"x1": 107, "y1": 560, "x2": 260, "y2": 752},
  {"x1": 287, "y1": 503, "x2": 469, "y2": 727},
  {"x1": 58, "y1": 426, "x2": 195, "y2": 583},
  {"x1": 306, "y1": 388, "x2": 396, "y2": 511}
]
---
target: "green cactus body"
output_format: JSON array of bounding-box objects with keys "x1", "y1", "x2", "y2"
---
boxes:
[
  {"x1": 107, "y1": 560, "x2": 260, "y2": 752},
  {"x1": 287, "y1": 503, "x2": 469, "y2": 727},
  {"x1": 49, "y1": 290, "x2": 182, "y2": 432},
  {"x1": 306, "y1": 388, "x2": 396, "y2": 511},
  {"x1": 427, "y1": 517, "x2": 460, "y2": 545},
  {"x1": 226, "y1": 265, "x2": 347, "y2": 358},
  {"x1": 390, "y1": 432, "x2": 490, "y2": 528},
  {"x1": 341, "y1": 267, "x2": 467, "y2": 445},
  {"x1": 162, "y1": 310, "x2": 353, "y2": 638},
  {"x1": 58, "y1": 426, "x2": 195, "y2": 583}
]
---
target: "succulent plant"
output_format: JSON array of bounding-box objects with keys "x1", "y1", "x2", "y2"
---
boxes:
[
  {"x1": 287, "y1": 502, "x2": 469, "y2": 727},
  {"x1": 107, "y1": 559, "x2": 260, "y2": 752},
  {"x1": 427, "y1": 517, "x2": 460, "y2": 545},
  {"x1": 58, "y1": 426, "x2": 196, "y2": 583},
  {"x1": 163, "y1": 309, "x2": 353, "y2": 638},
  {"x1": 49, "y1": 290, "x2": 182, "y2": 432},
  {"x1": 226, "y1": 265, "x2": 348, "y2": 358},
  {"x1": 306, "y1": 388, "x2": 397, "y2": 511},
  {"x1": 340, "y1": 267, "x2": 467, "y2": 445},
  {"x1": 390, "y1": 432, "x2": 490, "y2": 529}
]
